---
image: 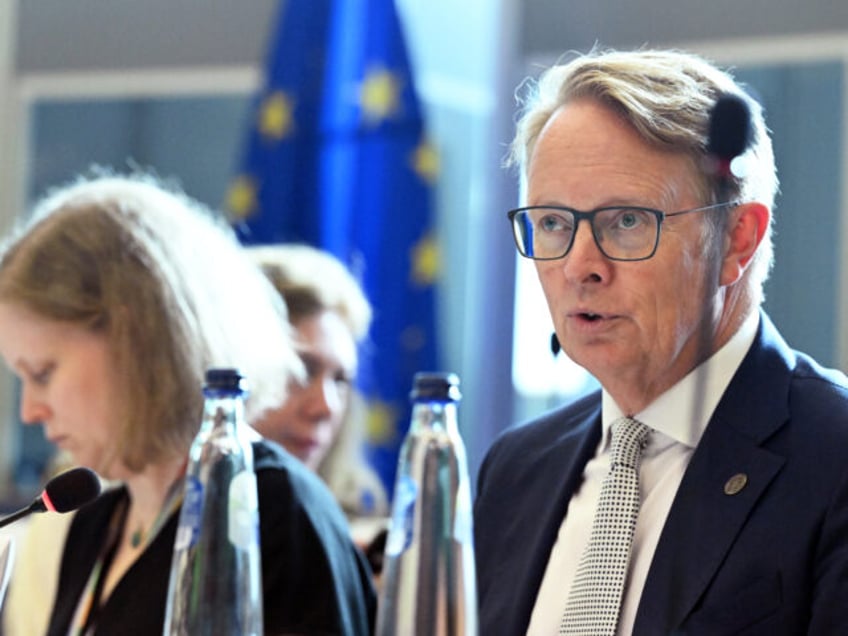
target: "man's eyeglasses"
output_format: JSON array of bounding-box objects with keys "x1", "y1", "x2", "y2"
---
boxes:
[{"x1": 507, "y1": 202, "x2": 735, "y2": 262}]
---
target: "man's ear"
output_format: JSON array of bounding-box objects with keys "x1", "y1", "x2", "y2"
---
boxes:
[{"x1": 719, "y1": 202, "x2": 769, "y2": 286}]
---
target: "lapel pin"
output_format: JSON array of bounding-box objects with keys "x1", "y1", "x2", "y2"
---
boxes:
[{"x1": 724, "y1": 473, "x2": 748, "y2": 495}]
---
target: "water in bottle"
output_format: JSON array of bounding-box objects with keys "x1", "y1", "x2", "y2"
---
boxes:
[
  {"x1": 163, "y1": 368, "x2": 263, "y2": 636},
  {"x1": 376, "y1": 372, "x2": 478, "y2": 635}
]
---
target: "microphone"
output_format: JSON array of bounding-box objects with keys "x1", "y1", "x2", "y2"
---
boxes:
[
  {"x1": 690, "y1": 92, "x2": 754, "y2": 425},
  {"x1": 707, "y1": 92, "x2": 752, "y2": 181},
  {"x1": 551, "y1": 332, "x2": 561, "y2": 356},
  {"x1": 0, "y1": 467, "x2": 101, "y2": 529}
]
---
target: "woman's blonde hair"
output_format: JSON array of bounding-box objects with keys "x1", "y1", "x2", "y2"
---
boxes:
[
  {"x1": 250, "y1": 244, "x2": 372, "y2": 340},
  {"x1": 0, "y1": 172, "x2": 300, "y2": 471}
]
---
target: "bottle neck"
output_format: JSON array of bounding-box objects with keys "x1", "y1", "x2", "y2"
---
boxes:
[
  {"x1": 201, "y1": 392, "x2": 246, "y2": 432},
  {"x1": 409, "y1": 399, "x2": 459, "y2": 433}
]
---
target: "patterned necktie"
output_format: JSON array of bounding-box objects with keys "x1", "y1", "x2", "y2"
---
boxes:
[{"x1": 559, "y1": 417, "x2": 651, "y2": 635}]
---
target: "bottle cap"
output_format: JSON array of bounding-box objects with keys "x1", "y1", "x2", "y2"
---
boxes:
[
  {"x1": 410, "y1": 372, "x2": 461, "y2": 402},
  {"x1": 203, "y1": 368, "x2": 248, "y2": 393}
]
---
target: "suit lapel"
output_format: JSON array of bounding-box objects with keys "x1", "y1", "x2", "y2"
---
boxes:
[
  {"x1": 634, "y1": 314, "x2": 792, "y2": 634},
  {"x1": 491, "y1": 403, "x2": 603, "y2": 635},
  {"x1": 634, "y1": 421, "x2": 785, "y2": 633}
]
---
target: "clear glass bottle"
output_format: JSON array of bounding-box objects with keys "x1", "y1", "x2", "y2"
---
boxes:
[
  {"x1": 163, "y1": 368, "x2": 263, "y2": 636},
  {"x1": 376, "y1": 372, "x2": 478, "y2": 636}
]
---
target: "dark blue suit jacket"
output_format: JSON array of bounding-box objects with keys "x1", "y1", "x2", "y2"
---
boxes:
[{"x1": 474, "y1": 313, "x2": 848, "y2": 635}]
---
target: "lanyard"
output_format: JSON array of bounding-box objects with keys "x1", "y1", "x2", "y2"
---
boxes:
[
  {"x1": 67, "y1": 494, "x2": 127, "y2": 636},
  {"x1": 66, "y1": 479, "x2": 185, "y2": 636}
]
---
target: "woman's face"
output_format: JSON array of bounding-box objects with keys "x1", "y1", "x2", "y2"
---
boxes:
[
  {"x1": 0, "y1": 302, "x2": 125, "y2": 479},
  {"x1": 254, "y1": 309, "x2": 358, "y2": 471}
]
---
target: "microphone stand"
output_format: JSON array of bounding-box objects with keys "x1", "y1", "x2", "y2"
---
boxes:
[{"x1": 0, "y1": 499, "x2": 49, "y2": 530}]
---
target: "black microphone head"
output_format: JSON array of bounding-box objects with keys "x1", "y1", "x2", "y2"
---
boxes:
[
  {"x1": 550, "y1": 332, "x2": 561, "y2": 356},
  {"x1": 707, "y1": 93, "x2": 752, "y2": 161},
  {"x1": 42, "y1": 467, "x2": 102, "y2": 513}
]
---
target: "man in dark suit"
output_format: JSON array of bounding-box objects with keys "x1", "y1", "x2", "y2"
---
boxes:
[{"x1": 474, "y1": 48, "x2": 848, "y2": 635}]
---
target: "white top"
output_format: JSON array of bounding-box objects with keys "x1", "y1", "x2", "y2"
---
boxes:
[
  {"x1": 1, "y1": 511, "x2": 72, "y2": 636},
  {"x1": 526, "y1": 312, "x2": 759, "y2": 635}
]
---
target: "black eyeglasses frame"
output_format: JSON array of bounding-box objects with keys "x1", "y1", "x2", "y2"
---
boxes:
[{"x1": 507, "y1": 201, "x2": 738, "y2": 262}]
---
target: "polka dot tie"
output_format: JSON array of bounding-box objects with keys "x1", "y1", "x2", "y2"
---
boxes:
[{"x1": 559, "y1": 417, "x2": 651, "y2": 635}]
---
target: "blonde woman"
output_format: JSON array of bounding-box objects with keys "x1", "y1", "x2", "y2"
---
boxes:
[{"x1": 250, "y1": 245, "x2": 388, "y2": 523}]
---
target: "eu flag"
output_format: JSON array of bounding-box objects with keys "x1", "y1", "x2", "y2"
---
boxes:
[{"x1": 227, "y1": 0, "x2": 440, "y2": 495}]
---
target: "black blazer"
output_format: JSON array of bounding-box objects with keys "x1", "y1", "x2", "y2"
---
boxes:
[
  {"x1": 474, "y1": 312, "x2": 848, "y2": 635},
  {"x1": 47, "y1": 439, "x2": 375, "y2": 636}
]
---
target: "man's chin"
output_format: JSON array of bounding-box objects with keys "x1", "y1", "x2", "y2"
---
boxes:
[{"x1": 564, "y1": 345, "x2": 622, "y2": 374}]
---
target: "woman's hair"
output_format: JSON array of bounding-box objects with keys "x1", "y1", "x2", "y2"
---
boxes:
[
  {"x1": 0, "y1": 172, "x2": 300, "y2": 472},
  {"x1": 509, "y1": 48, "x2": 779, "y2": 302},
  {"x1": 249, "y1": 244, "x2": 387, "y2": 516},
  {"x1": 250, "y1": 244, "x2": 372, "y2": 341}
]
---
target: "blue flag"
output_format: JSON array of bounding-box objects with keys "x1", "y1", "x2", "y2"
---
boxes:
[{"x1": 227, "y1": 0, "x2": 440, "y2": 496}]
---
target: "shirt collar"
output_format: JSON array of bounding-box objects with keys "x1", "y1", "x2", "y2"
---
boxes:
[{"x1": 601, "y1": 311, "x2": 759, "y2": 449}]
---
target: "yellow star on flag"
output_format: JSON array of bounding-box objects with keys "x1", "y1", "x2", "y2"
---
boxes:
[
  {"x1": 359, "y1": 67, "x2": 402, "y2": 125},
  {"x1": 258, "y1": 90, "x2": 295, "y2": 140},
  {"x1": 365, "y1": 399, "x2": 399, "y2": 445},
  {"x1": 411, "y1": 140, "x2": 439, "y2": 185},
  {"x1": 411, "y1": 234, "x2": 440, "y2": 286},
  {"x1": 225, "y1": 176, "x2": 258, "y2": 221}
]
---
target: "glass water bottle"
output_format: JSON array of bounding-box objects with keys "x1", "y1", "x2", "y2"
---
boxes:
[
  {"x1": 163, "y1": 368, "x2": 263, "y2": 636},
  {"x1": 376, "y1": 372, "x2": 478, "y2": 635}
]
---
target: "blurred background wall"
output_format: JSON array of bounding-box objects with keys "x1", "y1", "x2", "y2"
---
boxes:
[{"x1": 2, "y1": 0, "x2": 848, "y2": 498}]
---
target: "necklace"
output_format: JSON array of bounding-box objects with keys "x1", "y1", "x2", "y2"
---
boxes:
[
  {"x1": 130, "y1": 526, "x2": 145, "y2": 548},
  {"x1": 126, "y1": 474, "x2": 185, "y2": 550}
]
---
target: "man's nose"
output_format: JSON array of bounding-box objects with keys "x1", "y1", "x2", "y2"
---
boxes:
[{"x1": 560, "y1": 222, "x2": 610, "y2": 284}]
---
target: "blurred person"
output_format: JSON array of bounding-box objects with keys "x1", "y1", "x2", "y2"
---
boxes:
[
  {"x1": 249, "y1": 246, "x2": 388, "y2": 544},
  {"x1": 0, "y1": 173, "x2": 375, "y2": 635},
  {"x1": 474, "y1": 48, "x2": 848, "y2": 635}
]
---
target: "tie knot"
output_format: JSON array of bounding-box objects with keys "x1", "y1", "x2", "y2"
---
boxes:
[{"x1": 610, "y1": 417, "x2": 650, "y2": 469}]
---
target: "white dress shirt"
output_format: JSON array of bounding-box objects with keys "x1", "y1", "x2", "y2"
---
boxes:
[{"x1": 526, "y1": 313, "x2": 759, "y2": 635}]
